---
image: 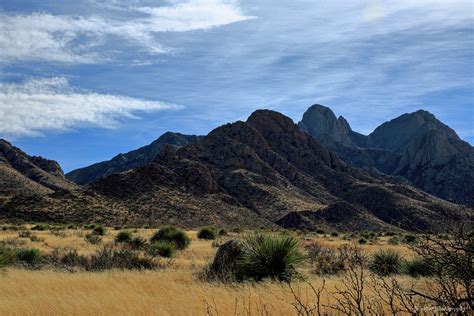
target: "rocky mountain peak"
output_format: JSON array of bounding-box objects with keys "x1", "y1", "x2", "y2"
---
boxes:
[{"x1": 298, "y1": 104, "x2": 355, "y2": 147}]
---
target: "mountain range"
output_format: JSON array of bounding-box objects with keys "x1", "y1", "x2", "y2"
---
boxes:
[
  {"x1": 66, "y1": 132, "x2": 202, "y2": 185},
  {"x1": 1, "y1": 107, "x2": 470, "y2": 231},
  {"x1": 299, "y1": 105, "x2": 474, "y2": 205}
]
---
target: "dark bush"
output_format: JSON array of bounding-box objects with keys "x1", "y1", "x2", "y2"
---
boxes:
[
  {"x1": 67, "y1": 224, "x2": 77, "y2": 229},
  {"x1": 18, "y1": 230, "x2": 32, "y2": 238},
  {"x1": 330, "y1": 232, "x2": 339, "y2": 237},
  {"x1": 316, "y1": 229, "x2": 325, "y2": 234},
  {"x1": 85, "y1": 233, "x2": 102, "y2": 245},
  {"x1": 403, "y1": 257, "x2": 434, "y2": 277},
  {"x1": 239, "y1": 234, "x2": 305, "y2": 281},
  {"x1": 147, "y1": 241, "x2": 176, "y2": 258},
  {"x1": 115, "y1": 230, "x2": 132, "y2": 243},
  {"x1": 218, "y1": 228, "x2": 228, "y2": 236},
  {"x1": 130, "y1": 236, "x2": 146, "y2": 250},
  {"x1": 358, "y1": 238, "x2": 367, "y2": 244},
  {"x1": 92, "y1": 225, "x2": 107, "y2": 236},
  {"x1": 388, "y1": 236, "x2": 400, "y2": 245},
  {"x1": 88, "y1": 246, "x2": 157, "y2": 271},
  {"x1": 150, "y1": 226, "x2": 190, "y2": 250},
  {"x1": 369, "y1": 250, "x2": 404, "y2": 276},
  {"x1": 16, "y1": 248, "x2": 43, "y2": 266},
  {"x1": 403, "y1": 234, "x2": 418, "y2": 244},
  {"x1": 61, "y1": 249, "x2": 88, "y2": 268},
  {"x1": 197, "y1": 227, "x2": 218, "y2": 240}
]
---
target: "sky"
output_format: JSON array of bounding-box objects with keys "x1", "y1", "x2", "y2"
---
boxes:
[{"x1": 1, "y1": 0, "x2": 473, "y2": 172}]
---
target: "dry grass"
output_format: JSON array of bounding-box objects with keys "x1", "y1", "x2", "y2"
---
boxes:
[{"x1": 0, "y1": 227, "x2": 426, "y2": 315}]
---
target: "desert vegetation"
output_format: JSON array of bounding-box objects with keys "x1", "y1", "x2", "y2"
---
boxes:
[{"x1": 0, "y1": 223, "x2": 472, "y2": 315}]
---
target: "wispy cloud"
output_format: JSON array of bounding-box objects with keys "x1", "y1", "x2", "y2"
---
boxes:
[
  {"x1": 0, "y1": 0, "x2": 254, "y2": 64},
  {"x1": 0, "y1": 77, "x2": 180, "y2": 137}
]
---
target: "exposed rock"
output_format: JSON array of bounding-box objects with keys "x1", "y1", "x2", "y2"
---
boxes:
[{"x1": 298, "y1": 105, "x2": 474, "y2": 205}]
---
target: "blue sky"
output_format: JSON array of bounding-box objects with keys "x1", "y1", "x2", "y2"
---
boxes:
[{"x1": 1, "y1": 0, "x2": 473, "y2": 172}]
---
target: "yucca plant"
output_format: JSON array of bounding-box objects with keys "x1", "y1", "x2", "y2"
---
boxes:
[
  {"x1": 115, "y1": 230, "x2": 132, "y2": 243},
  {"x1": 238, "y1": 234, "x2": 305, "y2": 281},
  {"x1": 369, "y1": 249, "x2": 404, "y2": 276}
]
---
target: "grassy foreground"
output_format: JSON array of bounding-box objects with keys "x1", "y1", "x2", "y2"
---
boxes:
[{"x1": 0, "y1": 226, "x2": 463, "y2": 315}]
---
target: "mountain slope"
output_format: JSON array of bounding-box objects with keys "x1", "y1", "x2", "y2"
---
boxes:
[
  {"x1": 299, "y1": 105, "x2": 474, "y2": 205},
  {"x1": 0, "y1": 139, "x2": 131, "y2": 224},
  {"x1": 92, "y1": 110, "x2": 466, "y2": 231},
  {"x1": 0, "y1": 139, "x2": 76, "y2": 195},
  {"x1": 66, "y1": 132, "x2": 202, "y2": 185}
]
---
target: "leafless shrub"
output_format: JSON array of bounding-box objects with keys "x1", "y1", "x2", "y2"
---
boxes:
[{"x1": 408, "y1": 223, "x2": 473, "y2": 313}]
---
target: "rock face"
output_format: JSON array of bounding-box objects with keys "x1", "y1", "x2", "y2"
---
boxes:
[
  {"x1": 299, "y1": 105, "x2": 474, "y2": 205},
  {"x1": 92, "y1": 110, "x2": 467, "y2": 231},
  {"x1": 66, "y1": 132, "x2": 202, "y2": 185}
]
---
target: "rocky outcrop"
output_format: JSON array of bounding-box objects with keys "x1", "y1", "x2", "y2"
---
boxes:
[
  {"x1": 298, "y1": 105, "x2": 474, "y2": 205},
  {"x1": 66, "y1": 132, "x2": 202, "y2": 185}
]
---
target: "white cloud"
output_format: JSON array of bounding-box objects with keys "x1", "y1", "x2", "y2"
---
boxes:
[
  {"x1": 0, "y1": 0, "x2": 255, "y2": 64},
  {"x1": 0, "y1": 77, "x2": 180, "y2": 137}
]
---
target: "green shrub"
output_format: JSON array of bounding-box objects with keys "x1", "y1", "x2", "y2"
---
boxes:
[
  {"x1": 16, "y1": 248, "x2": 43, "y2": 266},
  {"x1": 0, "y1": 245, "x2": 16, "y2": 268},
  {"x1": 150, "y1": 226, "x2": 190, "y2": 250},
  {"x1": 115, "y1": 230, "x2": 132, "y2": 243},
  {"x1": 369, "y1": 250, "x2": 404, "y2": 276},
  {"x1": 130, "y1": 236, "x2": 147, "y2": 250},
  {"x1": 67, "y1": 224, "x2": 77, "y2": 230},
  {"x1": 218, "y1": 229, "x2": 228, "y2": 236},
  {"x1": 239, "y1": 234, "x2": 305, "y2": 281},
  {"x1": 18, "y1": 230, "x2": 32, "y2": 238},
  {"x1": 147, "y1": 241, "x2": 176, "y2": 258},
  {"x1": 31, "y1": 224, "x2": 49, "y2": 231},
  {"x1": 316, "y1": 229, "x2": 325, "y2": 234},
  {"x1": 384, "y1": 231, "x2": 396, "y2": 236},
  {"x1": 197, "y1": 227, "x2": 218, "y2": 240},
  {"x1": 85, "y1": 233, "x2": 102, "y2": 245},
  {"x1": 330, "y1": 232, "x2": 339, "y2": 237},
  {"x1": 403, "y1": 234, "x2": 418, "y2": 244},
  {"x1": 92, "y1": 225, "x2": 107, "y2": 236},
  {"x1": 388, "y1": 236, "x2": 400, "y2": 245},
  {"x1": 403, "y1": 257, "x2": 434, "y2": 277},
  {"x1": 358, "y1": 238, "x2": 367, "y2": 244}
]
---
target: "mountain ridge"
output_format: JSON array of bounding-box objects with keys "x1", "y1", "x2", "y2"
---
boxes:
[{"x1": 298, "y1": 104, "x2": 474, "y2": 205}]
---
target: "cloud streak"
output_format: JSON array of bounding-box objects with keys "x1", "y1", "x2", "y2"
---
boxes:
[
  {"x1": 0, "y1": 77, "x2": 180, "y2": 137},
  {"x1": 0, "y1": 0, "x2": 254, "y2": 64}
]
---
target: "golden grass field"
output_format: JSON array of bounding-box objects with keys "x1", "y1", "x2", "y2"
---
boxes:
[{"x1": 0, "y1": 227, "x2": 432, "y2": 315}]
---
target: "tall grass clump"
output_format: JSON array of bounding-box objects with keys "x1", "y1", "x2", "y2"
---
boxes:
[
  {"x1": 197, "y1": 226, "x2": 218, "y2": 240},
  {"x1": 369, "y1": 249, "x2": 404, "y2": 276},
  {"x1": 239, "y1": 234, "x2": 305, "y2": 281},
  {"x1": 150, "y1": 226, "x2": 190, "y2": 250}
]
